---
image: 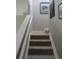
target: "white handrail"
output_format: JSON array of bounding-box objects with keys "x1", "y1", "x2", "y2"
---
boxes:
[
  {"x1": 16, "y1": 15, "x2": 32, "y2": 58},
  {"x1": 19, "y1": 16, "x2": 32, "y2": 59}
]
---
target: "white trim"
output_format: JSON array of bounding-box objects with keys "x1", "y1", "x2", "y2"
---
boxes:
[
  {"x1": 49, "y1": 32, "x2": 59, "y2": 59},
  {"x1": 24, "y1": 33, "x2": 31, "y2": 59}
]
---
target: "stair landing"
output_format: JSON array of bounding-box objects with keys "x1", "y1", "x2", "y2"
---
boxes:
[{"x1": 30, "y1": 31, "x2": 49, "y2": 36}]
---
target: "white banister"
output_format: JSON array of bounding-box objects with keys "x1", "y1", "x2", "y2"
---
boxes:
[
  {"x1": 16, "y1": 15, "x2": 32, "y2": 59},
  {"x1": 19, "y1": 16, "x2": 32, "y2": 59}
]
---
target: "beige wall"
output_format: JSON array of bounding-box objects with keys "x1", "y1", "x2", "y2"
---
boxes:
[
  {"x1": 49, "y1": 0, "x2": 62, "y2": 58},
  {"x1": 31, "y1": 0, "x2": 50, "y2": 30},
  {"x1": 16, "y1": 0, "x2": 29, "y2": 32},
  {"x1": 16, "y1": 14, "x2": 26, "y2": 32},
  {"x1": 16, "y1": 0, "x2": 28, "y2": 15}
]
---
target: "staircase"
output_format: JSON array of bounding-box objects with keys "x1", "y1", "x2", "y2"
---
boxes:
[{"x1": 27, "y1": 31, "x2": 55, "y2": 59}]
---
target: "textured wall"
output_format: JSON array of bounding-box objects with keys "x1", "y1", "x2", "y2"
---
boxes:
[{"x1": 49, "y1": 0, "x2": 62, "y2": 58}]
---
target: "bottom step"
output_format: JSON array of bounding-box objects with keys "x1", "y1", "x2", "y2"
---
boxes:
[{"x1": 28, "y1": 55, "x2": 55, "y2": 59}]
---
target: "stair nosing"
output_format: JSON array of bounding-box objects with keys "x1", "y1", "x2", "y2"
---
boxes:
[
  {"x1": 29, "y1": 46, "x2": 53, "y2": 49},
  {"x1": 30, "y1": 40, "x2": 51, "y2": 42}
]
